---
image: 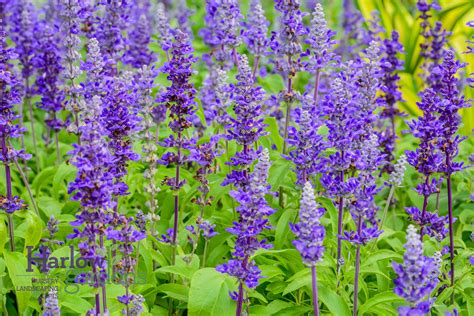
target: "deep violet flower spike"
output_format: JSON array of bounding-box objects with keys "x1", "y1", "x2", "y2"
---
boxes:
[
  {"x1": 95, "y1": 0, "x2": 129, "y2": 74},
  {"x1": 217, "y1": 149, "x2": 274, "y2": 290},
  {"x1": 436, "y1": 50, "x2": 469, "y2": 174},
  {"x1": 0, "y1": 27, "x2": 30, "y2": 218},
  {"x1": 303, "y1": 3, "x2": 336, "y2": 72},
  {"x1": 124, "y1": 14, "x2": 156, "y2": 68},
  {"x1": 392, "y1": 225, "x2": 439, "y2": 315},
  {"x1": 242, "y1": 0, "x2": 269, "y2": 57},
  {"x1": 273, "y1": 0, "x2": 306, "y2": 57},
  {"x1": 224, "y1": 54, "x2": 267, "y2": 188},
  {"x1": 379, "y1": 31, "x2": 405, "y2": 173},
  {"x1": 8, "y1": 0, "x2": 38, "y2": 87},
  {"x1": 200, "y1": 0, "x2": 242, "y2": 48},
  {"x1": 291, "y1": 182, "x2": 325, "y2": 266},
  {"x1": 285, "y1": 96, "x2": 324, "y2": 185},
  {"x1": 34, "y1": 24, "x2": 65, "y2": 132}
]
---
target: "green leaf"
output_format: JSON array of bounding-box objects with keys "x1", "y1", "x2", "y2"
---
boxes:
[
  {"x1": 4, "y1": 251, "x2": 32, "y2": 315},
  {"x1": 359, "y1": 291, "x2": 403, "y2": 315},
  {"x1": 188, "y1": 268, "x2": 235, "y2": 316},
  {"x1": 362, "y1": 250, "x2": 402, "y2": 267},
  {"x1": 52, "y1": 162, "x2": 77, "y2": 199},
  {"x1": 156, "y1": 265, "x2": 196, "y2": 280},
  {"x1": 157, "y1": 284, "x2": 189, "y2": 302},
  {"x1": 318, "y1": 284, "x2": 351, "y2": 316},
  {"x1": 275, "y1": 208, "x2": 296, "y2": 249}
]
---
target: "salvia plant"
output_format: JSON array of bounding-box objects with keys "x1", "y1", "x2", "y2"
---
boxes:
[{"x1": 0, "y1": 1, "x2": 472, "y2": 316}]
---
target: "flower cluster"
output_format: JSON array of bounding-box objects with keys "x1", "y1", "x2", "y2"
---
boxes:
[
  {"x1": 224, "y1": 54, "x2": 267, "y2": 188},
  {"x1": 303, "y1": 3, "x2": 336, "y2": 73},
  {"x1": 124, "y1": 13, "x2": 156, "y2": 68},
  {"x1": 343, "y1": 134, "x2": 383, "y2": 245},
  {"x1": 285, "y1": 96, "x2": 324, "y2": 185},
  {"x1": 33, "y1": 24, "x2": 65, "y2": 132},
  {"x1": 405, "y1": 88, "x2": 448, "y2": 240},
  {"x1": 200, "y1": 0, "x2": 242, "y2": 62},
  {"x1": 0, "y1": 27, "x2": 29, "y2": 215},
  {"x1": 378, "y1": 31, "x2": 405, "y2": 173},
  {"x1": 392, "y1": 225, "x2": 439, "y2": 315},
  {"x1": 290, "y1": 182, "x2": 325, "y2": 266},
  {"x1": 217, "y1": 149, "x2": 274, "y2": 290},
  {"x1": 242, "y1": 0, "x2": 269, "y2": 58}
]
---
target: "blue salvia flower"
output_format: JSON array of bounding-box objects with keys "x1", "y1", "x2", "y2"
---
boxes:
[
  {"x1": 343, "y1": 134, "x2": 384, "y2": 245},
  {"x1": 200, "y1": 0, "x2": 242, "y2": 57},
  {"x1": 378, "y1": 31, "x2": 405, "y2": 173},
  {"x1": 8, "y1": 0, "x2": 38, "y2": 92},
  {"x1": 0, "y1": 26, "x2": 30, "y2": 217},
  {"x1": 223, "y1": 54, "x2": 267, "y2": 188},
  {"x1": 95, "y1": 0, "x2": 129, "y2": 75},
  {"x1": 101, "y1": 73, "x2": 141, "y2": 197},
  {"x1": 290, "y1": 181, "x2": 325, "y2": 266},
  {"x1": 303, "y1": 3, "x2": 336, "y2": 73},
  {"x1": 155, "y1": 3, "x2": 173, "y2": 53},
  {"x1": 124, "y1": 14, "x2": 156, "y2": 68},
  {"x1": 60, "y1": 0, "x2": 84, "y2": 133},
  {"x1": 405, "y1": 88, "x2": 447, "y2": 241},
  {"x1": 202, "y1": 65, "x2": 230, "y2": 126},
  {"x1": 285, "y1": 95, "x2": 325, "y2": 185},
  {"x1": 33, "y1": 23, "x2": 65, "y2": 133},
  {"x1": 392, "y1": 225, "x2": 440, "y2": 316},
  {"x1": 42, "y1": 288, "x2": 60, "y2": 316},
  {"x1": 242, "y1": 0, "x2": 269, "y2": 58},
  {"x1": 217, "y1": 149, "x2": 274, "y2": 291}
]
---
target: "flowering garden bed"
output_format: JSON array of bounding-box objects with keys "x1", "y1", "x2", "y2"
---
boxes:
[{"x1": 0, "y1": 0, "x2": 473, "y2": 315}]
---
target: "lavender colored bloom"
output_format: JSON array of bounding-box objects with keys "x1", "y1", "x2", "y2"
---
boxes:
[
  {"x1": 320, "y1": 76, "x2": 360, "y2": 198},
  {"x1": 337, "y1": 0, "x2": 368, "y2": 58},
  {"x1": 201, "y1": 65, "x2": 230, "y2": 126},
  {"x1": 389, "y1": 154, "x2": 408, "y2": 187},
  {"x1": 8, "y1": 0, "x2": 38, "y2": 89},
  {"x1": 95, "y1": 0, "x2": 129, "y2": 74},
  {"x1": 273, "y1": 0, "x2": 306, "y2": 57},
  {"x1": 124, "y1": 14, "x2": 156, "y2": 68},
  {"x1": 155, "y1": 3, "x2": 173, "y2": 52},
  {"x1": 175, "y1": 0, "x2": 194, "y2": 36},
  {"x1": 392, "y1": 225, "x2": 439, "y2": 315},
  {"x1": 467, "y1": 21, "x2": 474, "y2": 87},
  {"x1": 67, "y1": 95, "x2": 115, "y2": 297},
  {"x1": 157, "y1": 30, "x2": 197, "y2": 180},
  {"x1": 101, "y1": 74, "x2": 141, "y2": 197},
  {"x1": 405, "y1": 88, "x2": 447, "y2": 240},
  {"x1": 303, "y1": 3, "x2": 336, "y2": 72},
  {"x1": 60, "y1": 0, "x2": 84, "y2": 134},
  {"x1": 224, "y1": 54, "x2": 267, "y2": 188},
  {"x1": 343, "y1": 134, "x2": 384, "y2": 245},
  {"x1": 285, "y1": 96, "x2": 325, "y2": 184},
  {"x1": 290, "y1": 182, "x2": 325, "y2": 266},
  {"x1": 1, "y1": 27, "x2": 30, "y2": 215},
  {"x1": 33, "y1": 23, "x2": 65, "y2": 132},
  {"x1": 436, "y1": 50, "x2": 470, "y2": 174},
  {"x1": 217, "y1": 149, "x2": 274, "y2": 290},
  {"x1": 378, "y1": 31, "x2": 405, "y2": 173},
  {"x1": 81, "y1": 37, "x2": 104, "y2": 99},
  {"x1": 200, "y1": 0, "x2": 242, "y2": 49},
  {"x1": 42, "y1": 288, "x2": 60, "y2": 316},
  {"x1": 242, "y1": 0, "x2": 269, "y2": 57}
]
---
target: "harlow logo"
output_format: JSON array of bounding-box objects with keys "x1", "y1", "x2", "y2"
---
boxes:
[{"x1": 26, "y1": 246, "x2": 103, "y2": 273}]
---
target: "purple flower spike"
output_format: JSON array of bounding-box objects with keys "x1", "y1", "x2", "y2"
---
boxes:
[
  {"x1": 242, "y1": 0, "x2": 269, "y2": 58},
  {"x1": 392, "y1": 225, "x2": 440, "y2": 315},
  {"x1": 217, "y1": 149, "x2": 274, "y2": 292},
  {"x1": 291, "y1": 182, "x2": 325, "y2": 266}
]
